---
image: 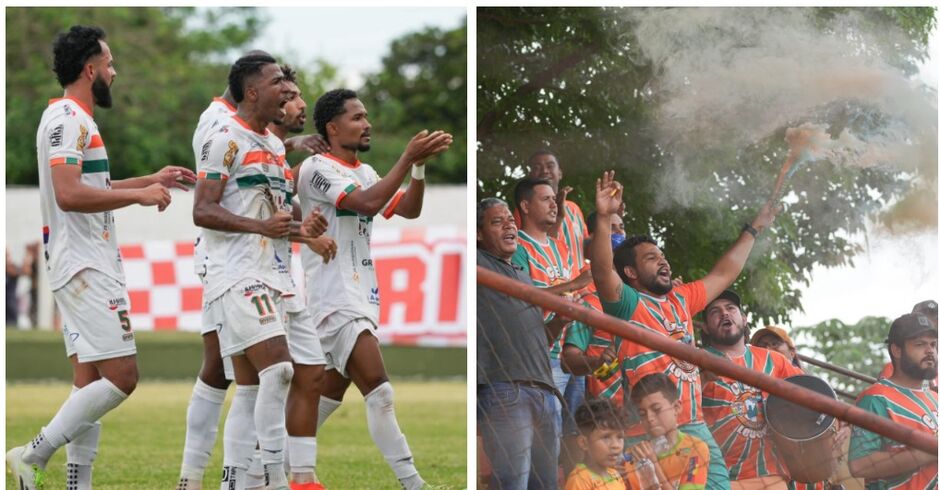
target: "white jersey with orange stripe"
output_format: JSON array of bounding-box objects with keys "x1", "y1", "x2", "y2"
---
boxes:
[
  {"x1": 295, "y1": 153, "x2": 405, "y2": 328},
  {"x1": 191, "y1": 98, "x2": 236, "y2": 283},
  {"x1": 37, "y1": 96, "x2": 125, "y2": 290},
  {"x1": 197, "y1": 114, "x2": 292, "y2": 304}
]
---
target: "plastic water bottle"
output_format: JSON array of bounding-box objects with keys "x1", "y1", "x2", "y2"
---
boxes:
[
  {"x1": 635, "y1": 457, "x2": 659, "y2": 490},
  {"x1": 651, "y1": 435, "x2": 671, "y2": 455}
]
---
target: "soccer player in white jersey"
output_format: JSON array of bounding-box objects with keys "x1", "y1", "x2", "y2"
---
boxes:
[
  {"x1": 295, "y1": 89, "x2": 452, "y2": 490},
  {"x1": 192, "y1": 53, "x2": 328, "y2": 490},
  {"x1": 266, "y1": 65, "x2": 338, "y2": 490},
  {"x1": 177, "y1": 58, "x2": 332, "y2": 490},
  {"x1": 6, "y1": 25, "x2": 195, "y2": 490}
]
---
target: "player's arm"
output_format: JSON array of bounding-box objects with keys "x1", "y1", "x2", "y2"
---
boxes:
[
  {"x1": 590, "y1": 170, "x2": 624, "y2": 302},
  {"x1": 340, "y1": 130, "x2": 451, "y2": 217},
  {"x1": 541, "y1": 270, "x2": 592, "y2": 295},
  {"x1": 700, "y1": 198, "x2": 780, "y2": 303},
  {"x1": 51, "y1": 164, "x2": 170, "y2": 213},
  {"x1": 192, "y1": 178, "x2": 289, "y2": 237},
  {"x1": 389, "y1": 171, "x2": 424, "y2": 219},
  {"x1": 284, "y1": 133, "x2": 330, "y2": 155},
  {"x1": 112, "y1": 165, "x2": 196, "y2": 191}
]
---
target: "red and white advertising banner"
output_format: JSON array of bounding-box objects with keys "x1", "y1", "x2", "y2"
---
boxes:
[{"x1": 119, "y1": 227, "x2": 466, "y2": 347}]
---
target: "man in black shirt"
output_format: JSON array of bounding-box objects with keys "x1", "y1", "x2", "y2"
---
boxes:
[{"x1": 477, "y1": 197, "x2": 565, "y2": 489}]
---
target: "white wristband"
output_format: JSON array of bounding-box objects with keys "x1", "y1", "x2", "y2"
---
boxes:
[{"x1": 411, "y1": 165, "x2": 425, "y2": 180}]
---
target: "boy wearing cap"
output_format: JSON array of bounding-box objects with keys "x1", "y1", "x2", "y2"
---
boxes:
[{"x1": 849, "y1": 313, "x2": 938, "y2": 489}]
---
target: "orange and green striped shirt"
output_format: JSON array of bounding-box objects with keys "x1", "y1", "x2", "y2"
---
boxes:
[
  {"x1": 701, "y1": 345, "x2": 802, "y2": 480},
  {"x1": 601, "y1": 281, "x2": 707, "y2": 435},
  {"x1": 620, "y1": 431, "x2": 709, "y2": 490},
  {"x1": 512, "y1": 229, "x2": 575, "y2": 358},
  {"x1": 850, "y1": 379, "x2": 938, "y2": 490}
]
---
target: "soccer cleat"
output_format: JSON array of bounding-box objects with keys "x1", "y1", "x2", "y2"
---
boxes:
[
  {"x1": 6, "y1": 445, "x2": 46, "y2": 490},
  {"x1": 289, "y1": 482, "x2": 326, "y2": 490},
  {"x1": 176, "y1": 476, "x2": 203, "y2": 490}
]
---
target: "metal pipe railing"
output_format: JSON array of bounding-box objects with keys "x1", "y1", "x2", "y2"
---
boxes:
[
  {"x1": 798, "y1": 354, "x2": 879, "y2": 385},
  {"x1": 478, "y1": 265, "x2": 938, "y2": 454}
]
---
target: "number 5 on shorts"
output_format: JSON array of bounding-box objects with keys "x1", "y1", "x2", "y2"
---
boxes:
[
  {"x1": 250, "y1": 294, "x2": 275, "y2": 316},
  {"x1": 117, "y1": 309, "x2": 132, "y2": 332}
]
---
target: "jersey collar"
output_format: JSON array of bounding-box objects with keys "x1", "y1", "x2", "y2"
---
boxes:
[
  {"x1": 232, "y1": 114, "x2": 270, "y2": 136},
  {"x1": 213, "y1": 96, "x2": 237, "y2": 113},
  {"x1": 49, "y1": 95, "x2": 93, "y2": 118},
  {"x1": 323, "y1": 152, "x2": 361, "y2": 168}
]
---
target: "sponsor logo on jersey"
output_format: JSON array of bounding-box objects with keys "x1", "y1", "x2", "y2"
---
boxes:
[
  {"x1": 201, "y1": 140, "x2": 212, "y2": 162},
  {"x1": 63, "y1": 104, "x2": 75, "y2": 117},
  {"x1": 107, "y1": 297, "x2": 128, "y2": 311},
  {"x1": 368, "y1": 287, "x2": 380, "y2": 305},
  {"x1": 122, "y1": 332, "x2": 135, "y2": 342},
  {"x1": 77, "y1": 125, "x2": 88, "y2": 151},
  {"x1": 49, "y1": 124, "x2": 64, "y2": 147},
  {"x1": 311, "y1": 170, "x2": 332, "y2": 193},
  {"x1": 924, "y1": 413, "x2": 938, "y2": 434},
  {"x1": 361, "y1": 259, "x2": 373, "y2": 267},
  {"x1": 223, "y1": 140, "x2": 239, "y2": 169},
  {"x1": 259, "y1": 314, "x2": 278, "y2": 325}
]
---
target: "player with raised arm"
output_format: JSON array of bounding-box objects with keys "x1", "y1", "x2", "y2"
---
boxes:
[
  {"x1": 191, "y1": 53, "x2": 327, "y2": 490},
  {"x1": 6, "y1": 25, "x2": 195, "y2": 490},
  {"x1": 295, "y1": 89, "x2": 451, "y2": 489}
]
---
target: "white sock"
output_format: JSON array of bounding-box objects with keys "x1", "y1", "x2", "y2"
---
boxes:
[
  {"x1": 220, "y1": 465, "x2": 246, "y2": 490},
  {"x1": 222, "y1": 385, "x2": 258, "y2": 471},
  {"x1": 65, "y1": 386, "x2": 101, "y2": 466},
  {"x1": 256, "y1": 362, "x2": 293, "y2": 468},
  {"x1": 65, "y1": 462, "x2": 93, "y2": 490},
  {"x1": 245, "y1": 448, "x2": 264, "y2": 489},
  {"x1": 288, "y1": 436, "x2": 317, "y2": 475},
  {"x1": 24, "y1": 378, "x2": 127, "y2": 468},
  {"x1": 181, "y1": 378, "x2": 228, "y2": 480},
  {"x1": 364, "y1": 382, "x2": 419, "y2": 481},
  {"x1": 316, "y1": 396, "x2": 341, "y2": 431}
]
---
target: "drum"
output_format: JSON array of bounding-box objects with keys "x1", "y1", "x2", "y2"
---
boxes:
[{"x1": 765, "y1": 375, "x2": 839, "y2": 484}]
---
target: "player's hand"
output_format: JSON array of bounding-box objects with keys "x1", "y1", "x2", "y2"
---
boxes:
[
  {"x1": 571, "y1": 269, "x2": 593, "y2": 290},
  {"x1": 751, "y1": 197, "x2": 782, "y2": 233},
  {"x1": 259, "y1": 211, "x2": 292, "y2": 238},
  {"x1": 286, "y1": 134, "x2": 331, "y2": 155},
  {"x1": 303, "y1": 209, "x2": 328, "y2": 238},
  {"x1": 138, "y1": 183, "x2": 172, "y2": 211},
  {"x1": 404, "y1": 129, "x2": 453, "y2": 166},
  {"x1": 153, "y1": 165, "x2": 196, "y2": 191},
  {"x1": 672, "y1": 276, "x2": 685, "y2": 288},
  {"x1": 601, "y1": 344, "x2": 617, "y2": 364},
  {"x1": 595, "y1": 170, "x2": 623, "y2": 217},
  {"x1": 306, "y1": 236, "x2": 337, "y2": 264}
]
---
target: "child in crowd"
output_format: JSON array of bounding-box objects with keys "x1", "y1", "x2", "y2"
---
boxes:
[
  {"x1": 566, "y1": 399, "x2": 627, "y2": 490},
  {"x1": 621, "y1": 373, "x2": 710, "y2": 490}
]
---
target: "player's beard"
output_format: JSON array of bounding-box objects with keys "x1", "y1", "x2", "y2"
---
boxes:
[
  {"x1": 92, "y1": 74, "x2": 112, "y2": 108},
  {"x1": 341, "y1": 142, "x2": 370, "y2": 152},
  {"x1": 708, "y1": 322, "x2": 747, "y2": 346},
  {"x1": 899, "y1": 351, "x2": 939, "y2": 380}
]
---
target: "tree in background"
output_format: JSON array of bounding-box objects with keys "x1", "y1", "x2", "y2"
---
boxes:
[
  {"x1": 794, "y1": 316, "x2": 891, "y2": 396},
  {"x1": 359, "y1": 18, "x2": 467, "y2": 183},
  {"x1": 6, "y1": 8, "x2": 467, "y2": 186},
  {"x1": 478, "y1": 7, "x2": 936, "y2": 325},
  {"x1": 6, "y1": 7, "x2": 263, "y2": 184}
]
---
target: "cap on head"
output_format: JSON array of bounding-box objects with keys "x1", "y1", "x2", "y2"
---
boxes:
[
  {"x1": 887, "y1": 313, "x2": 937, "y2": 346},
  {"x1": 707, "y1": 289, "x2": 741, "y2": 310},
  {"x1": 750, "y1": 325, "x2": 795, "y2": 349},
  {"x1": 912, "y1": 300, "x2": 938, "y2": 317}
]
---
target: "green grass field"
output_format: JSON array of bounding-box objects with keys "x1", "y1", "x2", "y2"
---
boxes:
[{"x1": 7, "y1": 380, "x2": 467, "y2": 489}]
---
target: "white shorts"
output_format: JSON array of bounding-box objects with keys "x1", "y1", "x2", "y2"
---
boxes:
[
  {"x1": 54, "y1": 268, "x2": 136, "y2": 363},
  {"x1": 208, "y1": 279, "x2": 287, "y2": 358},
  {"x1": 317, "y1": 314, "x2": 377, "y2": 378},
  {"x1": 198, "y1": 302, "x2": 235, "y2": 380},
  {"x1": 286, "y1": 307, "x2": 326, "y2": 366}
]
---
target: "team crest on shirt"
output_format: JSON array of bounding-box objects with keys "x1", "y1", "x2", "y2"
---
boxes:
[
  {"x1": 223, "y1": 140, "x2": 239, "y2": 169},
  {"x1": 729, "y1": 384, "x2": 767, "y2": 436},
  {"x1": 923, "y1": 413, "x2": 938, "y2": 434},
  {"x1": 666, "y1": 360, "x2": 700, "y2": 382},
  {"x1": 77, "y1": 125, "x2": 88, "y2": 151}
]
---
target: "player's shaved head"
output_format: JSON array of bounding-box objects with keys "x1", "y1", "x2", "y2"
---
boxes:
[
  {"x1": 52, "y1": 25, "x2": 107, "y2": 88},
  {"x1": 228, "y1": 52, "x2": 278, "y2": 103}
]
